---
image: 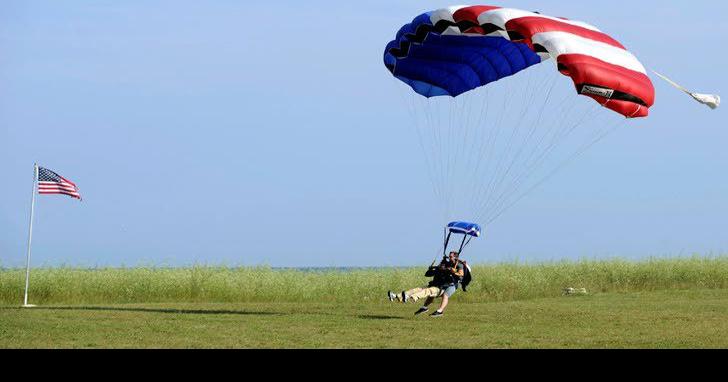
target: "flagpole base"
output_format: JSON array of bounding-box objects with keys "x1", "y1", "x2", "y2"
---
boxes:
[{"x1": 21, "y1": 304, "x2": 36, "y2": 308}]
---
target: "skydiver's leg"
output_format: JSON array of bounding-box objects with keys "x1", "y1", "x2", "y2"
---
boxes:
[
  {"x1": 422, "y1": 296, "x2": 435, "y2": 307},
  {"x1": 435, "y1": 286, "x2": 456, "y2": 313},
  {"x1": 402, "y1": 287, "x2": 424, "y2": 303},
  {"x1": 407, "y1": 287, "x2": 441, "y2": 303},
  {"x1": 414, "y1": 288, "x2": 443, "y2": 315},
  {"x1": 437, "y1": 294, "x2": 449, "y2": 312},
  {"x1": 423, "y1": 287, "x2": 442, "y2": 305}
]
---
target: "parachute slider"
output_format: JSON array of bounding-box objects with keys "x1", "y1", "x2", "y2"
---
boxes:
[
  {"x1": 447, "y1": 221, "x2": 482, "y2": 237},
  {"x1": 652, "y1": 70, "x2": 720, "y2": 110},
  {"x1": 436, "y1": 222, "x2": 482, "y2": 267}
]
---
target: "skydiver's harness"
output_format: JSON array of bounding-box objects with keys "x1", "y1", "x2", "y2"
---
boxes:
[{"x1": 425, "y1": 258, "x2": 472, "y2": 292}]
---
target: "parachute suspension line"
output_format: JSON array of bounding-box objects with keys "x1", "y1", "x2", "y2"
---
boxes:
[
  {"x1": 481, "y1": 96, "x2": 588, "y2": 221},
  {"x1": 467, "y1": 78, "x2": 514, "y2": 217},
  {"x1": 461, "y1": 88, "x2": 492, "y2": 217},
  {"x1": 422, "y1": 94, "x2": 446, "y2": 206},
  {"x1": 488, "y1": 74, "x2": 559, "y2": 203},
  {"x1": 437, "y1": 97, "x2": 454, "y2": 221},
  {"x1": 476, "y1": 100, "x2": 598, "y2": 224},
  {"x1": 416, "y1": 94, "x2": 446, "y2": 219},
  {"x1": 407, "y1": 96, "x2": 438, "y2": 203},
  {"x1": 439, "y1": 89, "x2": 475, "y2": 221},
  {"x1": 449, "y1": 88, "x2": 485, "y2": 219},
  {"x1": 459, "y1": 88, "x2": 492, "y2": 217},
  {"x1": 461, "y1": 235, "x2": 473, "y2": 252},
  {"x1": 475, "y1": 79, "x2": 556, "y2": 221},
  {"x1": 523, "y1": 100, "x2": 602, "y2": 177},
  {"x1": 486, "y1": 102, "x2": 612, "y2": 224},
  {"x1": 436, "y1": 95, "x2": 452, "y2": 221},
  {"x1": 498, "y1": 88, "x2": 583, "y2": 182},
  {"x1": 476, "y1": 71, "x2": 555, "y2": 219},
  {"x1": 400, "y1": 64, "x2": 617, "y2": 228},
  {"x1": 464, "y1": 88, "x2": 495, "y2": 215},
  {"x1": 519, "y1": 88, "x2": 582, "y2": 166},
  {"x1": 480, "y1": 89, "x2": 529, "y2": 210},
  {"x1": 434, "y1": 97, "x2": 451, "y2": 221},
  {"x1": 449, "y1": 95, "x2": 473, "y2": 218},
  {"x1": 484, "y1": 117, "x2": 625, "y2": 227},
  {"x1": 469, "y1": 72, "x2": 543, "y2": 220},
  {"x1": 439, "y1": 97, "x2": 451, "y2": 222},
  {"x1": 447, "y1": 95, "x2": 471, "y2": 219},
  {"x1": 445, "y1": 96, "x2": 459, "y2": 220},
  {"x1": 443, "y1": 231, "x2": 452, "y2": 257},
  {"x1": 427, "y1": 96, "x2": 446, "y2": 205},
  {"x1": 469, "y1": 94, "x2": 506, "y2": 218},
  {"x1": 404, "y1": 91, "x2": 441, "y2": 207},
  {"x1": 472, "y1": 74, "x2": 607, "y2": 225},
  {"x1": 446, "y1": 97, "x2": 461, "y2": 218},
  {"x1": 457, "y1": 234, "x2": 470, "y2": 253},
  {"x1": 479, "y1": 101, "x2": 603, "y2": 224},
  {"x1": 468, "y1": 88, "x2": 491, "y2": 173},
  {"x1": 436, "y1": 94, "x2": 448, "y2": 221}
]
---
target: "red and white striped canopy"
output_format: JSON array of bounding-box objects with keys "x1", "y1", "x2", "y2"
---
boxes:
[{"x1": 391, "y1": 5, "x2": 656, "y2": 118}]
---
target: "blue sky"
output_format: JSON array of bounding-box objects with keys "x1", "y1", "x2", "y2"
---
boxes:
[{"x1": 1, "y1": 1, "x2": 725, "y2": 267}]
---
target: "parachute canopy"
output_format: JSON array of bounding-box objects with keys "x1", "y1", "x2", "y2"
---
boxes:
[
  {"x1": 384, "y1": 5, "x2": 655, "y2": 118},
  {"x1": 447, "y1": 221, "x2": 482, "y2": 237}
]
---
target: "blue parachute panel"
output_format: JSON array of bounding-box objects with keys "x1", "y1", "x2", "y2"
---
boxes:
[{"x1": 384, "y1": 14, "x2": 542, "y2": 98}]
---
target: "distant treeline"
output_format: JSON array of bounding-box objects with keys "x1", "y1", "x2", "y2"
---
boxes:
[{"x1": 1, "y1": 256, "x2": 727, "y2": 305}]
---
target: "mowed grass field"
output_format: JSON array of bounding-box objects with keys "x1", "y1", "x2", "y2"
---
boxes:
[
  {"x1": 1, "y1": 289, "x2": 728, "y2": 348},
  {"x1": 1, "y1": 257, "x2": 728, "y2": 348}
]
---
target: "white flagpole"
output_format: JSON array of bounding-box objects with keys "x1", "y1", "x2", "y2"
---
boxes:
[{"x1": 22, "y1": 163, "x2": 38, "y2": 308}]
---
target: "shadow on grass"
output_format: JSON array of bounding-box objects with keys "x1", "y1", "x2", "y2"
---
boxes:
[
  {"x1": 2, "y1": 306, "x2": 282, "y2": 316},
  {"x1": 2, "y1": 306, "x2": 406, "y2": 320},
  {"x1": 356, "y1": 314, "x2": 404, "y2": 320}
]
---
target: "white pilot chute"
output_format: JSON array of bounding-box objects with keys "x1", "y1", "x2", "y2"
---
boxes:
[{"x1": 652, "y1": 70, "x2": 720, "y2": 110}]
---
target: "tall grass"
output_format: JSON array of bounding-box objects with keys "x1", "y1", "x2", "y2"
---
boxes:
[{"x1": 1, "y1": 256, "x2": 727, "y2": 305}]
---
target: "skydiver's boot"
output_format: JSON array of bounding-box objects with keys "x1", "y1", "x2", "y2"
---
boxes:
[
  {"x1": 414, "y1": 306, "x2": 429, "y2": 315},
  {"x1": 430, "y1": 310, "x2": 444, "y2": 317}
]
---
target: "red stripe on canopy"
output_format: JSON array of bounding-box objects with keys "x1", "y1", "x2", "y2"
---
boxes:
[
  {"x1": 505, "y1": 16, "x2": 626, "y2": 49},
  {"x1": 558, "y1": 54, "x2": 655, "y2": 117},
  {"x1": 453, "y1": 5, "x2": 501, "y2": 24}
]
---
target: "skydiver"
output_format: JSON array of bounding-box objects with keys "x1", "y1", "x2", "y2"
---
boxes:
[{"x1": 387, "y1": 250, "x2": 465, "y2": 317}]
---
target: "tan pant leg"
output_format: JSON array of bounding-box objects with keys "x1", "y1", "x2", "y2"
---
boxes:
[
  {"x1": 401, "y1": 287, "x2": 423, "y2": 302},
  {"x1": 407, "y1": 286, "x2": 442, "y2": 302}
]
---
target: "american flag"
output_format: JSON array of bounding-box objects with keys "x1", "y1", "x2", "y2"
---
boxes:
[{"x1": 37, "y1": 166, "x2": 82, "y2": 200}]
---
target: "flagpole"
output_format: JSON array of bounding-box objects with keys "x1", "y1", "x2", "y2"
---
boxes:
[{"x1": 23, "y1": 163, "x2": 38, "y2": 308}]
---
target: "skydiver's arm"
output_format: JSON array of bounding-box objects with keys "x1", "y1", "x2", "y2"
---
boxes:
[{"x1": 450, "y1": 263, "x2": 464, "y2": 277}]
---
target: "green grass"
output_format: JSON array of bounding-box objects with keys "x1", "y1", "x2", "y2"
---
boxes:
[
  {"x1": 1, "y1": 289, "x2": 727, "y2": 348},
  {"x1": 2, "y1": 256, "x2": 727, "y2": 305},
  {"x1": 2, "y1": 257, "x2": 727, "y2": 348}
]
